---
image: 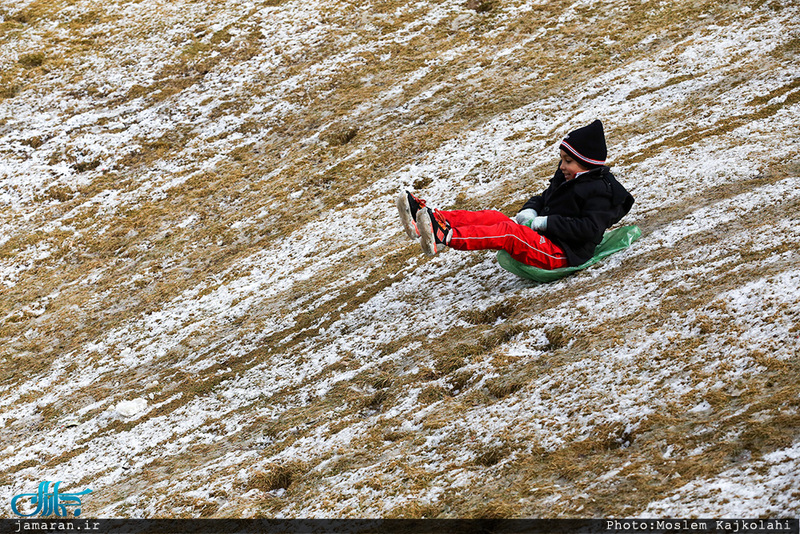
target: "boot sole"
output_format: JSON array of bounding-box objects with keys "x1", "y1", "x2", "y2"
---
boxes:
[
  {"x1": 416, "y1": 209, "x2": 437, "y2": 256},
  {"x1": 395, "y1": 191, "x2": 419, "y2": 239}
]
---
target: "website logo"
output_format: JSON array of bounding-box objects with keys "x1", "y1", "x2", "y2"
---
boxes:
[{"x1": 11, "y1": 481, "x2": 93, "y2": 517}]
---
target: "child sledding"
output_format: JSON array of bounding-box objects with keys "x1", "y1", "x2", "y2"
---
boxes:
[{"x1": 397, "y1": 120, "x2": 637, "y2": 279}]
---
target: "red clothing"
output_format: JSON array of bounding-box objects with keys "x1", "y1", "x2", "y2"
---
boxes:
[{"x1": 438, "y1": 209, "x2": 569, "y2": 270}]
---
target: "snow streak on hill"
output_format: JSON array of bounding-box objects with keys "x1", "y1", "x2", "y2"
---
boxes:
[{"x1": 1, "y1": 0, "x2": 799, "y2": 519}]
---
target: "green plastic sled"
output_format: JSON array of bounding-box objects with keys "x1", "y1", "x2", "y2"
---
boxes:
[{"x1": 496, "y1": 225, "x2": 642, "y2": 282}]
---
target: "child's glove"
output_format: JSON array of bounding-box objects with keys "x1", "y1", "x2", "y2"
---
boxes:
[
  {"x1": 531, "y1": 216, "x2": 548, "y2": 232},
  {"x1": 515, "y1": 208, "x2": 537, "y2": 225}
]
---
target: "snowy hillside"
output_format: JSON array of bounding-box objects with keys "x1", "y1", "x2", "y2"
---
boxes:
[{"x1": 1, "y1": 0, "x2": 799, "y2": 519}]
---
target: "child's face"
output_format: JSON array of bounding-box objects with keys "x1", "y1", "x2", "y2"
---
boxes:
[{"x1": 559, "y1": 149, "x2": 590, "y2": 181}]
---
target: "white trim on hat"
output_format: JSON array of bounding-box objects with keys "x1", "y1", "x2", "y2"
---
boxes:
[{"x1": 560, "y1": 140, "x2": 606, "y2": 166}]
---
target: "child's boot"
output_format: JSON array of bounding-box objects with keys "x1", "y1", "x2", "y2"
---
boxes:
[
  {"x1": 396, "y1": 190, "x2": 427, "y2": 239},
  {"x1": 416, "y1": 208, "x2": 451, "y2": 256}
]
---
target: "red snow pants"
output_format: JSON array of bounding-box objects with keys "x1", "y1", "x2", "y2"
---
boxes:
[{"x1": 438, "y1": 209, "x2": 569, "y2": 270}]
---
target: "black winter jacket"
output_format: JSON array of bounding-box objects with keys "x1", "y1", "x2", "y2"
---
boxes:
[{"x1": 520, "y1": 165, "x2": 634, "y2": 266}]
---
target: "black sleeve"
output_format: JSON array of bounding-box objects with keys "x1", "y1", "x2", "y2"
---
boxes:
[
  {"x1": 520, "y1": 194, "x2": 544, "y2": 214},
  {"x1": 544, "y1": 193, "x2": 614, "y2": 243},
  {"x1": 519, "y1": 179, "x2": 556, "y2": 214},
  {"x1": 520, "y1": 167, "x2": 561, "y2": 214}
]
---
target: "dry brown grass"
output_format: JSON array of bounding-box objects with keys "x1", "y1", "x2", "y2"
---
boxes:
[{"x1": 1, "y1": 0, "x2": 798, "y2": 519}]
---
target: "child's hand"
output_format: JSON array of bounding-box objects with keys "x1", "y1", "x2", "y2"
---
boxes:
[
  {"x1": 515, "y1": 208, "x2": 537, "y2": 225},
  {"x1": 531, "y1": 216, "x2": 548, "y2": 232}
]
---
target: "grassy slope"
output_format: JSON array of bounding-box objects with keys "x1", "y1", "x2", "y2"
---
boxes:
[{"x1": 1, "y1": 0, "x2": 799, "y2": 519}]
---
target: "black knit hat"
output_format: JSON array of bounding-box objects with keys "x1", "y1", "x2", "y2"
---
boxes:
[{"x1": 559, "y1": 119, "x2": 607, "y2": 168}]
